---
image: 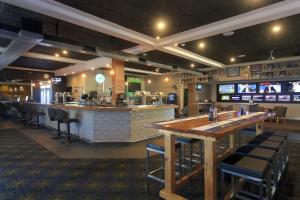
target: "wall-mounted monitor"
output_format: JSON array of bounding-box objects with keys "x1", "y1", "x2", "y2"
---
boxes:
[
  {"x1": 231, "y1": 95, "x2": 240, "y2": 101},
  {"x1": 253, "y1": 95, "x2": 264, "y2": 102},
  {"x1": 293, "y1": 95, "x2": 300, "y2": 102},
  {"x1": 259, "y1": 82, "x2": 281, "y2": 93},
  {"x1": 238, "y1": 83, "x2": 256, "y2": 94},
  {"x1": 218, "y1": 84, "x2": 235, "y2": 94},
  {"x1": 265, "y1": 95, "x2": 276, "y2": 102},
  {"x1": 242, "y1": 95, "x2": 252, "y2": 101},
  {"x1": 221, "y1": 95, "x2": 230, "y2": 101},
  {"x1": 288, "y1": 81, "x2": 300, "y2": 92},
  {"x1": 278, "y1": 95, "x2": 290, "y2": 102}
]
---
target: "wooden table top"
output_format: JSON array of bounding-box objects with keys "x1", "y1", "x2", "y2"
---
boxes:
[{"x1": 146, "y1": 111, "x2": 270, "y2": 140}]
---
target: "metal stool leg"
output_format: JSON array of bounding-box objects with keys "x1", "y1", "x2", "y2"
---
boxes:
[
  {"x1": 67, "y1": 123, "x2": 71, "y2": 143},
  {"x1": 146, "y1": 149, "x2": 150, "y2": 199}
]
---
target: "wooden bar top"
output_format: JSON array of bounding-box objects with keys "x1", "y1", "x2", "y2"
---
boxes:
[
  {"x1": 20, "y1": 102, "x2": 177, "y2": 112},
  {"x1": 146, "y1": 111, "x2": 270, "y2": 140}
]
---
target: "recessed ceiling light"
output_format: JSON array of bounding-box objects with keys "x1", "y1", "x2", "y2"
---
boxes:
[
  {"x1": 164, "y1": 77, "x2": 169, "y2": 82},
  {"x1": 106, "y1": 63, "x2": 110, "y2": 67},
  {"x1": 55, "y1": 53, "x2": 60, "y2": 57},
  {"x1": 71, "y1": 72, "x2": 75, "y2": 74},
  {"x1": 222, "y1": 31, "x2": 235, "y2": 36},
  {"x1": 237, "y1": 54, "x2": 246, "y2": 58},
  {"x1": 81, "y1": 73, "x2": 86, "y2": 78},
  {"x1": 155, "y1": 68, "x2": 159, "y2": 72},
  {"x1": 110, "y1": 69, "x2": 115, "y2": 75},
  {"x1": 125, "y1": 82, "x2": 128, "y2": 86},
  {"x1": 180, "y1": 43, "x2": 186, "y2": 47},
  {"x1": 230, "y1": 57, "x2": 236, "y2": 62},
  {"x1": 62, "y1": 50, "x2": 68, "y2": 55},
  {"x1": 147, "y1": 79, "x2": 152, "y2": 84},
  {"x1": 142, "y1": 53, "x2": 147, "y2": 56},
  {"x1": 156, "y1": 20, "x2": 166, "y2": 31},
  {"x1": 198, "y1": 42, "x2": 205, "y2": 49},
  {"x1": 125, "y1": 59, "x2": 129, "y2": 62},
  {"x1": 174, "y1": 43, "x2": 178, "y2": 47},
  {"x1": 91, "y1": 67, "x2": 95, "y2": 70},
  {"x1": 190, "y1": 63, "x2": 195, "y2": 68},
  {"x1": 63, "y1": 74, "x2": 67, "y2": 76},
  {"x1": 272, "y1": 25, "x2": 281, "y2": 33},
  {"x1": 156, "y1": 36, "x2": 160, "y2": 40}
]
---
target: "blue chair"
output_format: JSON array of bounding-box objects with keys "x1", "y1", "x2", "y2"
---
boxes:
[
  {"x1": 220, "y1": 153, "x2": 272, "y2": 200},
  {"x1": 146, "y1": 143, "x2": 182, "y2": 198}
]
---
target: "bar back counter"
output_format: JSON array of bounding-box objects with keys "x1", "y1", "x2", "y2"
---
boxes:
[{"x1": 23, "y1": 103, "x2": 176, "y2": 143}]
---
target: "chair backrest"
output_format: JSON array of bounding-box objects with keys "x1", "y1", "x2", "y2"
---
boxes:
[
  {"x1": 55, "y1": 109, "x2": 68, "y2": 121},
  {"x1": 48, "y1": 107, "x2": 57, "y2": 121},
  {"x1": 273, "y1": 106, "x2": 287, "y2": 117}
]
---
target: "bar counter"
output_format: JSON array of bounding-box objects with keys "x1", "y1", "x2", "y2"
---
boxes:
[{"x1": 23, "y1": 102, "x2": 177, "y2": 142}]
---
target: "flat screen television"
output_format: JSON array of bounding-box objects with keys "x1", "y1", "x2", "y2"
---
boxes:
[
  {"x1": 265, "y1": 95, "x2": 276, "y2": 102},
  {"x1": 242, "y1": 95, "x2": 252, "y2": 101},
  {"x1": 128, "y1": 82, "x2": 141, "y2": 92},
  {"x1": 221, "y1": 95, "x2": 230, "y2": 101},
  {"x1": 238, "y1": 83, "x2": 256, "y2": 94},
  {"x1": 253, "y1": 95, "x2": 264, "y2": 102},
  {"x1": 259, "y1": 82, "x2": 281, "y2": 93},
  {"x1": 278, "y1": 95, "x2": 290, "y2": 102},
  {"x1": 196, "y1": 84, "x2": 203, "y2": 91},
  {"x1": 231, "y1": 95, "x2": 240, "y2": 101},
  {"x1": 293, "y1": 95, "x2": 300, "y2": 102},
  {"x1": 288, "y1": 81, "x2": 300, "y2": 92},
  {"x1": 218, "y1": 84, "x2": 235, "y2": 94}
]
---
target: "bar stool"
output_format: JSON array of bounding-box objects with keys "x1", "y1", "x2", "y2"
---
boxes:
[
  {"x1": 48, "y1": 107, "x2": 60, "y2": 138},
  {"x1": 55, "y1": 109, "x2": 79, "y2": 143},
  {"x1": 31, "y1": 109, "x2": 45, "y2": 128},
  {"x1": 220, "y1": 153, "x2": 272, "y2": 200},
  {"x1": 146, "y1": 143, "x2": 182, "y2": 198},
  {"x1": 235, "y1": 145, "x2": 278, "y2": 186},
  {"x1": 176, "y1": 137, "x2": 203, "y2": 175}
]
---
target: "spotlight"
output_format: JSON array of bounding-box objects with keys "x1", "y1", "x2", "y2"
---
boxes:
[
  {"x1": 55, "y1": 53, "x2": 60, "y2": 57},
  {"x1": 81, "y1": 73, "x2": 86, "y2": 78},
  {"x1": 147, "y1": 79, "x2": 152, "y2": 84},
  {"x1": 230, "y1": 57, "x2": 236, "y2": 62},
  {"x1": 62, "y1": 50, "x2": 68, "y2": 55}
]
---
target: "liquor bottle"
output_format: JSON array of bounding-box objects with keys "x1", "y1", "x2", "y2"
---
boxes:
[{"x1": 208, "y1": 107, "x2": 214, "y2": 121}]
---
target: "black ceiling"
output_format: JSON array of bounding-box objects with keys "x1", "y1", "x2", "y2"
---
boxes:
[
  {"x1": 0, "y1": 37, "x2": 11, "y2": 47},
  {"x1": 180, "y1": 14, "x2": 300, "y2": 64},
  {"x1": 29, "y1": 45, "x2": 100, "y2": 61},
  {"x1": 139, "y1": 50, "x2": 209, "y2": 70},
  {"x1": 0, "y1": 3, "x2": 138, "y2": 51},
  {"x1": 55, "y1": 0, "x2": 283, "y2": 38},
  {"x1": 10, "y1": 57, "x2": 73, "y2": 70}
]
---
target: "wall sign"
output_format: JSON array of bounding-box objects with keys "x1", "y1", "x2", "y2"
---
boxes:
[
  {"x1": 227, "y1": 66, "x2": 240, "y2": 77},
  {"x1": 95, "y1": 74, "x2": 105, "y2": 84}
]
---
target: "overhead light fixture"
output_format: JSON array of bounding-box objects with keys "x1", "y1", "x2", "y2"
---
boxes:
[
  {"x1": 156, "y1": 36, "x2": 160, "y2": 40},
  {"x1": 62, "y1": 50, "x2": 68, "y2": 55},
  {"x1": 63, "y1": 74, "x2": 67, "y2": 76},
  {"x1": 237, "y1": 54, "x2": 246, "y2": 58},
  {"x1": 48, "y1": 80, "x2": 51, "y2": 84},
  {"x1": 142, "y1": 53, "x2": 147, "y2": 56},
  {"x1": 230, "y1": 57, "x2": 236, "y2": 62},
  {"x1": 155, "y1": 68, "x2": 159, "y2": 72},
  {"x1": 222, "y1": 31, "x2": 234, "y2": 36},
  {"x1": 125, "y1": 59, "x2": 129, "y2": 62},
  {"x1": 39, "y1": 81, "x2": 43, "y2": 86},
  {"x1": 72, "y1": 72, "x2": 75, "y2": 75},
  {"x1": 81, "y1": 73, "x2": 86, "y2": 78},
  {"x1": 180, "y1": 43, "x2": 186, "y2": 47},
  {"x1": 91, "y1": 67, "x2": 95, "y2": 70},
  {"x1": 198, "y1": 42, "x2": 205, "y2": 49},
  {"x1": 110, "y1": 69, "x2": 115, "y2": 75},
  {"x1": 190, "y1": 63, "x2": 195, "y2": 68},
  {"x1": 147, "y1": 79, "x2": 152, "y2": 84},
  {"x1": 272, "y1": 25, "x2": 281, "y2": 33},
  {"x1": 156, "y1": 20, "x2": 166, "y2": 31},
  {"x1": 125, "y1": 82, "x2": 128, "y2": 86},
  {"x1": 106, "y1": 63, "x2": 110, "y2": 67},
  {"x1": 174, "y1": 43, "x2": 178, "y2": 47},
  {"x1": 31, "y1": 83, "x2": 36, "y2": 87},
  {"x1": 55, "y1": 53, "x2": 60, "y2": 57},
  {"x1": 164, "y1": 77, "x2": 169, "y2": 82}
]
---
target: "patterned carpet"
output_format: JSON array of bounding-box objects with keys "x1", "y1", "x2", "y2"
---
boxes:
[{"x1": 0, "y1": 128, "x2": 299, "y2": 200}]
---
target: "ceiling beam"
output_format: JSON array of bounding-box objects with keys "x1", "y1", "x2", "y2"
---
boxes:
[
  {"x1": 0, "y1": 30, "x2": 43, "y2": 70},
  {"x1": 23, "y1": 52, "x2": 81, "y2": 64},
  {"x1": 6, "y1": 66, "x2": 53, "y2": 73}
]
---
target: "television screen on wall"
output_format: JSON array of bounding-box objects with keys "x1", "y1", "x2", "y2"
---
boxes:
[
  {"x1": 293, "y1": 95, "x2": 300, "y2": 102},
  {"x1": 218, "y1": 84, "x2": 235, "y2": 94},
  {"x1": 278, "y1": 95, "x2": 290, "y2": 102},
  {"x1": 259, "y1": 82, "x2": 281, "y2": 93},
  {"x1": 242, "y1": 95, "x2": 252, "y2": 101},
  {"x1": 231, "y1": 95, "x2": 240, "y2": 101},
  {"x1": 288, "y1": 81, "x2": 300, "y2": 92},
  {"x1": 253, "y1": 95, "x2": 264, "y2": 102},
  {"x1": 238, "y1": 83, "x2": 256, "y2": 93},
  {"x1": 221, "y1": 95, "x2": 230, "y2": 101},
  {"x1": 265, "y1": 95, "x2": 276, "y2": 102}
]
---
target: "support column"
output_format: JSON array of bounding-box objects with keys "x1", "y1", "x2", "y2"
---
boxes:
[
  {"x1": 188, "y1": 83, "x2": 197, "y2": 116},
  {"x1": 111, "y1": 59, "x2": 125, "y2": 106},
  {"x1": 176, "y1": 83, "x2": 184, "y2": 114}
]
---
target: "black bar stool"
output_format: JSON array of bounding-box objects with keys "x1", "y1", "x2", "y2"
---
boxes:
[
  {"x1": 31, "y1": 108, "x2": 45, "y2": 128},
  {"x1": 55, "y1": 109, "x2": 79, "y2": 143},
  {"x1": 48, "y1": 107, "x2": 60, "y2": 138}
]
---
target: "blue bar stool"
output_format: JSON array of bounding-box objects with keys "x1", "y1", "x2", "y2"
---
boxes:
[
  {"x1": 146, "y1": 143, "x2": 182, "y2": 198},
  {"x1": 235, "y1": 145, "x2": 278, "y2": 186},
  {"x1": 220, "y1": 153, "x2": 272, "y2": 200}
]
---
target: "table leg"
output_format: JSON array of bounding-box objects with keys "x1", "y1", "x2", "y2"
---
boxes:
[
  {"x1": 229, "y1": 134, "x2": 234, "y2": 150},
  {"x1": 204, "y1": 140, "x2": 217, "y2": 200},
  {"x1": 256, "y1": 121, "x2": 263, "y2": 135},
  {"x1": 164, "y1": 133, "x2": 176, "y2": 193}
]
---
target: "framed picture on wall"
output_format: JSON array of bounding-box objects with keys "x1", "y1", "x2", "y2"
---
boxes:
[{"x1": 227, "y1": 66, "x2": 240, "y2": 77}]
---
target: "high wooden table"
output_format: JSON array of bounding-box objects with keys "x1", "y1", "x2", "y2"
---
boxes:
[{"x1": 146, "y1": 111, "x2": 270, "y2": 200}]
